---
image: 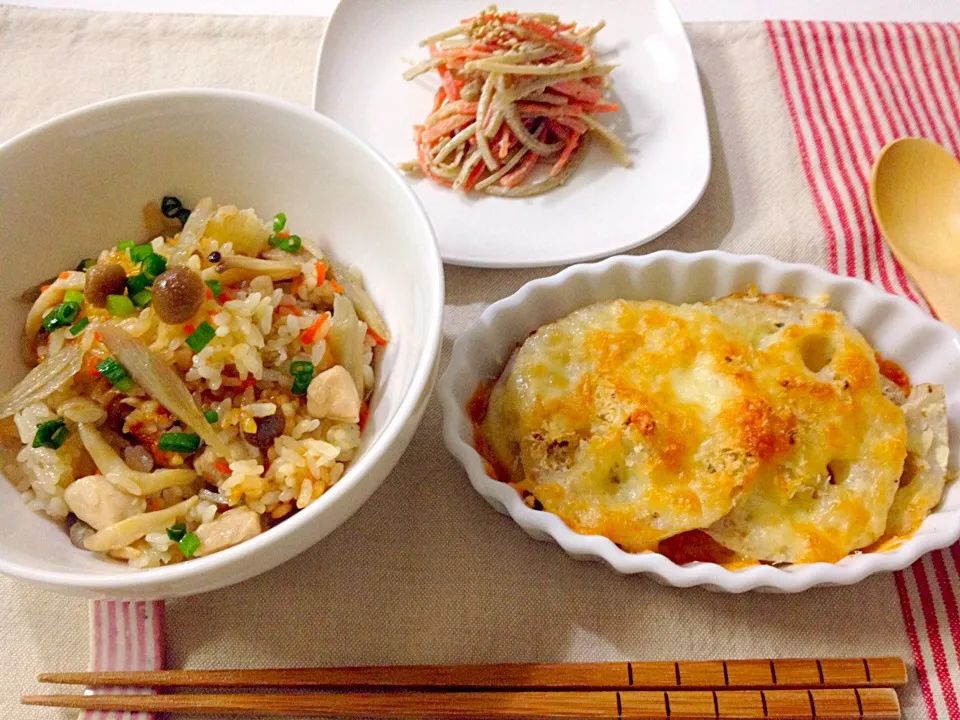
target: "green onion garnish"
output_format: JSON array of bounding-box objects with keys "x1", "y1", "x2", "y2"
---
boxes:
[
  {"x1": 68, "y1": 317, "x2": 90, "y2": 336},
  {"x1": 291, "y1": 374, "x2": 312, "y2": 395},
  {"x1": 166, "y1": 522, "x2": 187, "y2": 542},
  {"x1": 131, "y1": 290, "x2": 153, "y2": 308},
  {"x1": 205, "y1": 279, "x2": 222, "y2": 297},
  {"x1": 117, "y1": 240, "x2": 135, "y2": 253},
  {"x1": 185, "y1": 321, "x2": 216, "y2": 353},
  {"x1": 130, "y1": 244, "x2": 154, "y2": 263},
  {"x1": 290, "y1": 360, "x2": 314, "y2": 376},
  {"x1": 96, "y1": 357, "x2": 134, "y2": 392},
  {"x1": 268, "y1": 234, "x2": 302, "y2": 253},
  {"x1": 141, "y1": 253, "x2": 167, "y2": 280},
  {"x1": 157, "y1": 432, "x2": 201, "y2": 453},
  {"x1": 32, "y1": 418, "x2": 69, "y2": 449},
  {"x1": 105, "y1": 294, "x2": 136, "y2": 317},
  {"x1": 42, "y1": 301, "x2": 82, "y2": 332},
  {"x1": 290, "y1": 360, "x2": 314, "y2": 395},
  {"x1": 127, "y1": 273, "x2": 150, "y2": 295},
  {"x1": 178, "y1": 531, "x2": 201, "y2": 558},
  {"x1": 272, "y1": 212, "x2": 287, "y2": 233},
  {"x1": 63, "y1": 290, "x2": 85, "y2": 305},
  {"x1": 204, "y1": 410, "x2": 219, "y2": 424}
]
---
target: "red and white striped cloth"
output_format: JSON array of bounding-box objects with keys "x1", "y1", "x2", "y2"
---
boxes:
[
  {"x1": 83, "y1": 600, "x2": 164, "y2": 720},
  {"x1": 768, "y1": 20, "x2": 960, "y2": 720}
]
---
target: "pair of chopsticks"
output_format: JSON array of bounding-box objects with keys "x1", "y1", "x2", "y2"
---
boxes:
[{"x1": 24, "y1": 656, "x2": 906, "y2": 719}]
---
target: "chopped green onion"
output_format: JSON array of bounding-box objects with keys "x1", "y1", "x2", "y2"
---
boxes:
[
  {"x1": 205, "y1": 279, "x2": 222, "y2": 297},
  {"x1": 166, "y1": 522, "x2": 187, "y2": 542},
  {"x1": 127, "y1": 273, "x2": 150, "y2": 295},
  {"x1": 131, "y1": 290, "x2": 153, "y2": 308},
  {"x1": 290, "y1": 361, "x2": 314, "y2": 376},
  {"x1": 291, "y1": 373, "x2": 312, "y2": 395},
  {"x1": 96, "y1": 357, "x2": 134, "y2": 392},
  {"x1": 68, "y1": 317, "x2": 90, "y2": 336},
  {"x1": 141, "y1": 253, "x2": 167, "y2": 280},
  {"x1": 185, "y1": 321, "x2": 216, "y2": 353},
  {"x1": 178, "y1": 531, "x2": 201, "y2": 558},
  {"x1": 117, "y1": 240, "x2": 135, "y2": 253},
  {"x1": 42, "y1": 301, "x2": 82, "y2": 332},
  {"x1": 269, "y1": 234, "x2": 302, "y2": 253},
  {"x1": 106, "y1": 294, "x2": 136, "y2": 317},
  {"x1": 272, "y1": 212, "x2": 287, "y2": 233},
  {"x1": 290, "y1": 360, "x2": 314, "y2": 395},
  {"x1": 32, "y1": 418, "x2": 69, "y2": 449},
  {"x1": 157, "y1": 432, "x2": 201, "y2": 453},
  {"x1": 130, "y1": 244, "x2": 154, "y2": 263},
  {"x1": 63, "y1": 290, "x2": 85, "y2": 305},
  {"x1": 204, "y1": 410, "x2": 219, "y2": 424},
  {"x1": 75, "y1": 258, "x2": 95, "y2": 272}
]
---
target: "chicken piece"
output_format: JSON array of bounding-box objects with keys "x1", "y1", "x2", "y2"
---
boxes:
[
  {"x1": 306, "y1": 365, "x2": 362, "y2": 423},
  {"x1": 194, "y1": 507, "x2": 262, "y2": 557},
  {"x1": 63, "y1": 474, "x2": 146, "y2": 531}
]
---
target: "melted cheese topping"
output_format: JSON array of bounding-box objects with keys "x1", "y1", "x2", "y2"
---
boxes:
[{"x1": 479, "y1": 294, "x2": 910, "y2": 562}]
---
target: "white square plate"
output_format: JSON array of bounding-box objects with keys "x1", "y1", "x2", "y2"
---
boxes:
[{"x1": 314, "y1": 0, "x2": 711, "y2": 268}]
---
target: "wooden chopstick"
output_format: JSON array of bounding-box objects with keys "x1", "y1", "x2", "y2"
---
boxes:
[
  {"x1": 21, "y1": 687, "x2": 902, "y2": 719},
  {"x1": 37, "y1": 657, "x2": 907, "y2": 691}
]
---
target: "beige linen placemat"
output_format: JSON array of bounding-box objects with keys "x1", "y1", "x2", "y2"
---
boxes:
[{"x1": 0, "y1": 7, "x2": 920, "y2": 719}]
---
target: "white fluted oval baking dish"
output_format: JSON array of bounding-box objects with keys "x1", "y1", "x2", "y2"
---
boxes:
[{"x1": 438, "y1": 251, "x2": 960, "y2": 593}]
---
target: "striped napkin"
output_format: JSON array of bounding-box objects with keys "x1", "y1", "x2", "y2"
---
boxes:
[
  {"x1": 767, "y1": 20, "x2": 960, "y2": 720},
  {"x1": 0, "y1": 9, "x2": 959, "y2": 720}
]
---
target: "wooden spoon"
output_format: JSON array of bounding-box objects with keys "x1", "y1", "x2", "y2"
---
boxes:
[{"x1": 869, "y1": 137, "x2": 960, "y2": 329}]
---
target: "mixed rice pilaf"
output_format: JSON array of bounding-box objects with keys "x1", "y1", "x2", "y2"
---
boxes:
[{"x1": 0, "y1": 197, "x2": 389, "y2": 567}]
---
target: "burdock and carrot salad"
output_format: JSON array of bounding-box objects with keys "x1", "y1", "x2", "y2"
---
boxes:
[{"x1": 0, "y1": 197, "x2": 389, "y2": 567}]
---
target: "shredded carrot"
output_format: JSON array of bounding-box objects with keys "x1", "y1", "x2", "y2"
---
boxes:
[
  {"x1": 431, "y1": 87, "x2": 446, "y2": 113},
  {"x1": 300, "y1": 312, "x2": 331, "y2": 345},
  {"x1": 277, "y1": 305, "x2": 303, "y2": 318},
  {"x1": 366, "y1": 328, "x2": 388, "y2": 346},
  {"x1": 58, "y1": 272, "x2": 70, "y2": 280},
  {"x1": 500, "y1": 146, "x2": 541, "y2": 188},
  {"x1": 215, "y1": 460, "x2": 231, "y2": 475},
  {"x1": 436, "y1": 61, "x2": 461, "y2": 101},
  {"x1": 276, "y1": 230, "x2": 290, "y2": 239},
  {"x1": 205, "y1": 288, "x2": 214, "y2": 300},
  {"x1": 497, "y1": 127, "x2": 515, "y2": 159},
  {"x1": 422, "y1": 114, "x2": 475, "y2": 143},
  {"x1": 550, "y1": 131, "x2": 582, "y2": 177},
  {"x1": 183, "y1": 323, "x2": 196, "y2": 336},
  {"x1": 358, "y1": 401, "x2": 370, "y2": 431},
  {"x1": 93, "y1": 332, "x2": 102, "y2": 343},
  {"x1": 330, "y1": 279, "x2": 344, "y2": 294},
  {"x1": 463, "y1": 160, "x2": 486, "y2": 192},
  {"x1": 581, "y1": 102, "x2": 620, "y2": 113},
  {"x1": 146, "y1": 497, "x2": 163, "y2": 512},
  {"x1": 40, "y1": 284, "x2": 51, "y2": 293},
  {"x1": 86, "y1": 357, "x2": 101, "y2": 377},
  {"x1": 315, "y1": 262, "x2": 327, "y2": 285},
  {"x1": 551, "y1": 80, "x2": 603, "y2": 103},
  {"x1": 291, "y1": 276, "x2": 303, "y2": 296}
]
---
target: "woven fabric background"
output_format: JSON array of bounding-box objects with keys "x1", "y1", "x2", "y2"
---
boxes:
[{"x1": 1, "y1": 7, "x2": 956, "y2": 718}]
